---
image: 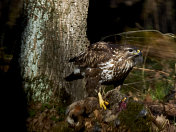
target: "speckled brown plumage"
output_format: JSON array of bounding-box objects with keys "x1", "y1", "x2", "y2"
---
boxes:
[{"x1": 65, "y1": 41, "x2": 143, "y2": 96}]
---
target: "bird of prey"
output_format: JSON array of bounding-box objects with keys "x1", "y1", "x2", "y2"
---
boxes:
[{"x1": 65, "y1": 41, "x2": 142, "y2": 110}]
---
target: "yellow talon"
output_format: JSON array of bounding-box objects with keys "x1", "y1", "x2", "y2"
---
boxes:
[
  {"x1": 104, "y1": 101, "x2": 109, "y2": 105},
  {"x1": 121, "y1": 97, "x2": 127, "y2": 102},
  {"x1": 98, "y1": 92, "x2": 109, "y2": 110}
]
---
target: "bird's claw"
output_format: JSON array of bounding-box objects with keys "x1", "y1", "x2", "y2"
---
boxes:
[
  {"x1": 98, "y1": 92, "x2": 109, "y2": 110},
  {"x1": 99, "y1": 99, "x2": 109, "y2": 110}
]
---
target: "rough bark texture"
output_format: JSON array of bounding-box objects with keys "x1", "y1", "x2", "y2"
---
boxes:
[{"x1": 21, "y1": 0, "x2": 89, "y2": 103}]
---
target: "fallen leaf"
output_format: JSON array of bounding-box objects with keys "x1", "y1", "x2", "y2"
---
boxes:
[
  {"x1": 93, "y1": 109, "x2": 100, "y2": 119},
  {"x1": 85, "y1": 121, "x2": 92, "y2": 129},
  {"x1": 144, "y1": 94, "x2": 153, "y2": 103}
]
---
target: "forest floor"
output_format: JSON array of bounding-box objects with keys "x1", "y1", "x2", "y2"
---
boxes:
[{"x1": 26, "y1": 88, "x2": 176, "y2": 132}]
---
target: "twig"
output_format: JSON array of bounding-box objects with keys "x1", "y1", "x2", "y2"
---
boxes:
[
  {"x1": 101, "y1": 30, "x2": 176, "y2": 41},
  {"x1": 133, "y1": 67, "x2": 173, "y2": 77},
  {"x1": 124, "y1": 85, "x2": 143, "y2": 93},
  {"x1": 142, "y1": 46, "x2": 150, "y2": 92},
  {"x1": 174, "y1": 63, "x2": 176, "y2": 99},
  {"x1": 123, "y1": 77, "x2": 162, "y2": 86}
]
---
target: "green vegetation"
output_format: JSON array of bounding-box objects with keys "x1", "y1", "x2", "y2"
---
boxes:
[
  {"x1": 118, "y1": 101, "x2": 152, "y2": 132},
  {"x1": 149, "y1": 80, "x2": 172, "y2": 101},
  {"x1": 28, "y1": 109, "x2": 36, "y2": 117}
]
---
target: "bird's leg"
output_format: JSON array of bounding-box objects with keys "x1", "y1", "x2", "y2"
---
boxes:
[
  {"x1": 98, "y1": 92, "x2": 109, "y2": 110},
  {"x1": 115, "y1": 85, "x2": 122, "y2": 92},
  {"x1": 102, "y1": 85, "x2": 106, "y2": 96}
]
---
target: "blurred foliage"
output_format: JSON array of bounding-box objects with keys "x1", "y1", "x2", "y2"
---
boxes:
[
  {"x1": 118, "y1": 101, "x2": 152, "y2": 132},
  {"x1": 149, "y1": 80, "x2": 172, "y2": 101},
  {"x1": 26, "y1": 102, "x2": 68, "y2": 132}
]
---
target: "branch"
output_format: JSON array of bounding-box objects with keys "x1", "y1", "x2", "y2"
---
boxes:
[
  {"x1": 133, "y1": 67, "x2": 172, "y2": 77},
  {"x1": 101, "y1": 30, "x2": 176, "y2": 41}
]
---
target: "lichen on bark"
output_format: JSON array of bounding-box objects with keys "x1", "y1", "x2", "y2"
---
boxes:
[{"x1": 21, "y1": 0, "x2": 89, "y2": 103}]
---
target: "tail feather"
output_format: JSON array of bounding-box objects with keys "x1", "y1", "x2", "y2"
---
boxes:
[
  {"x1": 69, "y1": 57, "x2": 77, "y2": 62},
  {"x1": 64, "y1": 72, "x2": 84, "y2": 81}
]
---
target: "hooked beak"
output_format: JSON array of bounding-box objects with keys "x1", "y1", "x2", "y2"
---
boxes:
[
  {"x1": 133, "y1": 49, "x2": 142, "y2": 55},
  {"x1": 133, "y1": 49, "x2": 143, "y2": 65}
]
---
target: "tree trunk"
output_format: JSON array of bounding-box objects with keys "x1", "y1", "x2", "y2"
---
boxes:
[{"x1": 21, "y1": 0, "x2": 89, "y2": 103}]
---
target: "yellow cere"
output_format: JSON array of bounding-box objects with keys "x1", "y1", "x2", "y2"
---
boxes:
[
  {"x1": 137, "y1": 50, "x2": 140, "y2": 53},
  {"x1": 133, "y1": 49, "x2": 140, "y2": 55}
]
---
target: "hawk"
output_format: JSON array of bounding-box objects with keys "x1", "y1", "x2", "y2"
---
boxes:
[{"x1": 65, "y1": 42, "x2": 142, "y2": 110}]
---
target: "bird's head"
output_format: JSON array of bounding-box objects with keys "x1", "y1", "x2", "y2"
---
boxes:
[{"x1": 120, "y1": 45, "x2": 143, "y2": 65}]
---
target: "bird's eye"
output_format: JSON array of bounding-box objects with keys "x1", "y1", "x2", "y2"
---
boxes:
[{"x1": 128, "y1": 49, "x2": 133, "y2": 52}]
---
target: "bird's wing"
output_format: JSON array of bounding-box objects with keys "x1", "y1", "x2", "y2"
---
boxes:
[{"x1": 69, "y1": 42, "x2": 116, "y2": 68}]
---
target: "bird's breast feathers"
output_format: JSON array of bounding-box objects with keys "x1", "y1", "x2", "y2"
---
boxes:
[{"x1": 98, "y1": 57, "x2": 134, "y2": 83}]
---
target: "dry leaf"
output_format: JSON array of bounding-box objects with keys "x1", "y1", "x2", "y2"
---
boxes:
[
  {"x1": 93, "y1": 109, "x2": 100, "y2": 119},
  {"x1": 85, "y1": 121, "x2": 92, "y2": 129},
  {"x1": 144, "y1": 94, "x2": 153, "y2": 103}
]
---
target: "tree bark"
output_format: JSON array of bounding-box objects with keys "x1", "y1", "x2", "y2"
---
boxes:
[{"x1": 21, "y1": 0, "x2": 89, "y2": 103}]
